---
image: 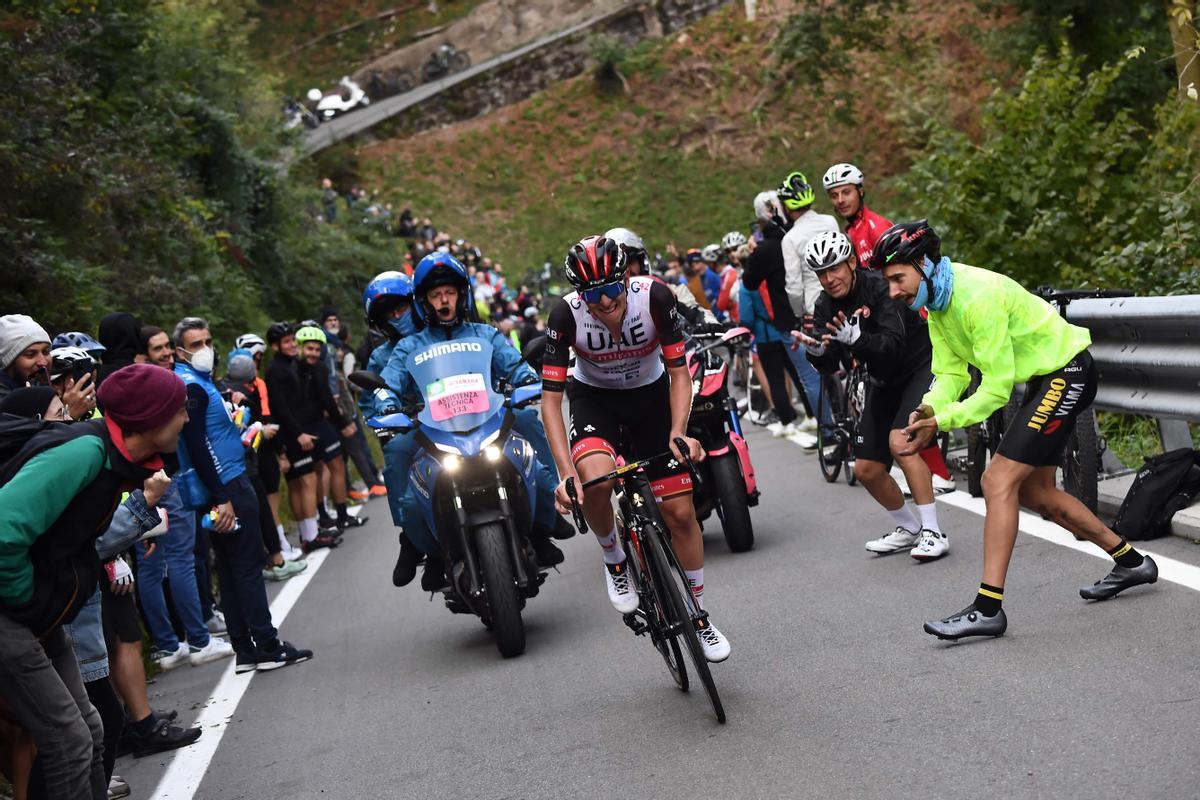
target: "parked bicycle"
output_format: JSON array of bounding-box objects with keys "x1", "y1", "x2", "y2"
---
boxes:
[
  {"x1": 566, "y1": 437, "x2": 726, "y2": 724},
  {"x1": 816, "y1": 358, "x2": 869, "y2": 485}
]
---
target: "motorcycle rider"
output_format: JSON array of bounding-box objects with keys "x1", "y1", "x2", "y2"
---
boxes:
[{"x1": 378, "y1": 253, "x2": 570, "y2": 590}]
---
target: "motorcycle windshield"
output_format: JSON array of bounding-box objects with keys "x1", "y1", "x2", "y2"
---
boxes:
[{"x1": 405, "y1": 336, "x2": 504, "y2": 433}]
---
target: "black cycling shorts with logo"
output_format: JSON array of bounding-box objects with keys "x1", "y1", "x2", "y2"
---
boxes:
[
  {"x1": 284, "y1": 419, "x2": 343, "y2": 478},
  {"x1": 997, "y1": 349, "x2": 1098, "y2": 468},
  {"x1": 855, "y1": 366, "x2": 934, "y2": 467},
  {"x1": 566, "y1": 374, "x2": 692, "y2": 499}
]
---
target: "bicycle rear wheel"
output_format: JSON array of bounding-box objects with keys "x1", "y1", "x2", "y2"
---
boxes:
[
  {"x1": 646, "y1": 523, "x2": 726, "y2": 724},
  {"x1": 1062, "y1": 408, "x2": 1099, "y2": 512},
  {"x1": 816, "y1": 374, "x2": 844, "y2": 483}
]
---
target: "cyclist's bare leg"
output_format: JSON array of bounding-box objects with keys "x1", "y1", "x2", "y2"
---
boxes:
[
  {"x1": 1018, "y1": 465, "x2": 1122, "y2": 549},
  {"x1": 575, "y1": 452, "x2": 617, "y2": 536},
  {"x1": 854, "y1": 458, "x2": 905, "y2": 510},
  {"x1": 659, "y1": 494, "x2": 702, "y2": 570},
  {"x1": 980, "y1": 454, "x2": 1037, "y2": 587},
  {"x1": 751, "y1": 358, "x2": 773, "y2": 411},
  {"x1": 287, "y1": 473, "x2": 317, "y2": 520},
  {"x1": 890, "y1": 430, "x2": 934, "y2": 506}
]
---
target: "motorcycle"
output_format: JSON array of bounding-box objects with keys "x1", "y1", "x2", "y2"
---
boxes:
[
  {"x1": 684, "y1": 326, "x2": 759, "y2": 552},
  {"x1": 281, "y1": 97, "x2": 320, "y2": 130},
  {"x1": 349, "y1": 337, "x2": 546, "y2": 659},
  {"x1": 365, "y1": 67, "x2": 416, "y2": 101},
  {"x1": 421, "y1": 43, "x2": 471, "y2": 83},
  {"x1": 306, "y1": 76, "x2": 370, "y2": 121}
]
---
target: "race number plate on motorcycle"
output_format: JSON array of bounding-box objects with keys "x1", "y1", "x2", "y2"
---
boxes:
[{"x1": 426, "y1": 373, "x2": 489, "y2": 421}]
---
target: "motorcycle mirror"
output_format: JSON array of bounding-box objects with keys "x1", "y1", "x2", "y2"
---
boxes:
[
  {"x1": 349, "y1": 370, "x2": 389, "y2": 392},
  {"x1": 510, "y1": 382, "x2": 542, "y2": 408}
]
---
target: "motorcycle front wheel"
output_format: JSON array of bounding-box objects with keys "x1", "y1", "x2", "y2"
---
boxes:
[{"x1": 475, "y1": 522, "x2": 526, "y2": 658}]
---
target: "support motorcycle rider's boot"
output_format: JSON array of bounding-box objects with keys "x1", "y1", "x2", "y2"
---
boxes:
[
  {"x1": 391, "y1": 533, "x2": 422, "y2": 587},
  {"x1": 551, "y1": 515, "x2": 577, "y2": 540},
  {"x1": 530, "y1": 526, "x2": 565, "y2": 567},
  {"x1": 421, "y1": 556, "x2": 448, "y2": 592}
]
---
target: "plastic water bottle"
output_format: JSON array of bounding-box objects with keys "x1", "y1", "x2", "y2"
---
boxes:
[{"x1": 200, "y1": 507, "x2": 241, "y2": 531}]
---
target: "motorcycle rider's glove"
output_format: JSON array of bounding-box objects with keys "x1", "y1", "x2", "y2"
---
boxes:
[{"x1": 373, "y1": 387, "x2": 401, "y2": 414}]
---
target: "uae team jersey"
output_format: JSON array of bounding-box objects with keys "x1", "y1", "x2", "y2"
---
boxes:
[{"x1": 542, "y1": 277, "x2": 687, "y2": 391}]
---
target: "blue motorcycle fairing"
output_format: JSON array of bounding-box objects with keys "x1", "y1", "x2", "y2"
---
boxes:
[
  {"x1": 368, "y1": 411, "x2": 414, "y2": 430},
  {"x1": 406, "y1": 336, "x2": 505, "y2": 434},
  {"x1": 419, "y1": 411, "x2": 503, "y2": 457}
]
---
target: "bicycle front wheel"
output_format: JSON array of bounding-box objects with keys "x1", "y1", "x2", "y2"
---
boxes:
[
  {"x1": 1062, "y1": 408, "x2": 1099, "y2": 512},
  {"x1": 624, "y1": 523, "x2": 689, "y2": 691},
  {"x1": 646, "y1": 524, "x2": 726, "y2": 724},
  {"x1": 816, "y1": 374, "x2": 844, "y2": 483}
]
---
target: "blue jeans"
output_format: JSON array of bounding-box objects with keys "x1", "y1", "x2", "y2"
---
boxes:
[
  {"x1": 786, "y1": 337, "x2": 835, "y2": 433},
  {"x1": 137, "y1": 484, "x2": 210, "y2": 650},
  {"x1": 63, "y1": 587, "x2": 108, "y2": 682},
  {"x1": 212, "y1": 474, "x2": 277, "y2": 656}
]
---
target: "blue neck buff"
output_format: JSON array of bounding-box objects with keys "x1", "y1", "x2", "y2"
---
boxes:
[
  {"x1": 909, "y1": 256, "x2": 954, "y2": 312},
  {"x1": 388, "y1": 310, "x2": 417, "y2": 338}
]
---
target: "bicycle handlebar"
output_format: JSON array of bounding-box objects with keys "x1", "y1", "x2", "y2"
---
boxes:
[
  {"x1": 564, "y1": 438, "x2": 705, "y2": 531},
  {"x1": 1033, "y1": 286, "x2": 1134, "y2": 303}
]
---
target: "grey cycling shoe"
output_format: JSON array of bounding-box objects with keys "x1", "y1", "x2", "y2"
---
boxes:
[
  {"x1": 923, "y1": 605, "x2": 1007, "y2": 641},
  {"x1": 1080, "y1": 555, "x2": 1158, "y2": 601}
]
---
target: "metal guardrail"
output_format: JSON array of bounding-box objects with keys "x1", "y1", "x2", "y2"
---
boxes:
[{"x1": 1067, "y1": 294, "x2": 1200, "y2": 451}]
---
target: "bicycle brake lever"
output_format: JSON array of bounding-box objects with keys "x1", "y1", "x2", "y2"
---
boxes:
[
  {"x1": 565, "y1": 477, "x2": 588, "y2": 535},
  {"x1": 672, "y1": 437, "x2": 705, "y2": 493}
]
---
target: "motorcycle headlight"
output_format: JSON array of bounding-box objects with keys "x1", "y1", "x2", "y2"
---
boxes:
[
  {"x1": 484, "y1": 445, "x2": 502, "y2": 462},
  {"x1": 443, "y1": 454, "x2": 461, "y2": 473}
]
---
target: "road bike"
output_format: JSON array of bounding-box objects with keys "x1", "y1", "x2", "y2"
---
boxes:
[
  {"x1": 815, "y1": 357, "x2": 869, "y2": 485},
  {"x1": 565, "y1": 437, "x2": 726, "y2": 724}
]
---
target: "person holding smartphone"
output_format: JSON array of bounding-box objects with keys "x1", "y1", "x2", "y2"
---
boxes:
[{"x1": 794, "y1": 231, "x2": 949, "y2": 561}]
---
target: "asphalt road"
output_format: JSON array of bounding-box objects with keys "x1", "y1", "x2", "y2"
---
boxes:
[{"x1": 121, "y1": 423, "x2": 1200, "y2": 800}]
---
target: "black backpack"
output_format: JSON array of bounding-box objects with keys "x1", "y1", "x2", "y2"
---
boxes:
[{"x1": 1113, "y1": 448, "x2": 1200, "y2": 541}]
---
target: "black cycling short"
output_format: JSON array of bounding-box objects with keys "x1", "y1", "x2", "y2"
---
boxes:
[
  {"x1": 258, "y1": 436, "x2": 282, "y2": 495},
  {"x1": 283, "y1": 420, "x2": 342, "y2": 478},
  {"x1": 997, "y1": 349, "x2": 1097, "y2": 467},
  {"x1": 101, "y1": 581, "x2": 143, "y2": 647},
  {"x1": 855, "y1": 366, "x2": 933, "y2": 467},
  {"x1": 566, "y1": 374, "x2": 692, "y2": 499}
]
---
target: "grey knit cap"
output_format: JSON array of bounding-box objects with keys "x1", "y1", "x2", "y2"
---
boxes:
[{"x1": 0, "y1": 315, "x2": 51, "y2": 369}]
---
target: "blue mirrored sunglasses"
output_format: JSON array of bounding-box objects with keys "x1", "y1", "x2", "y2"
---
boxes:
[{"x1": 581, "y1": 282, "x2": 626, "y2": 304}]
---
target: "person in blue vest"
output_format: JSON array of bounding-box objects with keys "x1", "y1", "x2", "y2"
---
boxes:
[
  {"x1": 172, "y1": 317, "x2": 313, "y2": 675},
  {"x1": 378, "y1": 253, "x2": 572, "y2": 590}
]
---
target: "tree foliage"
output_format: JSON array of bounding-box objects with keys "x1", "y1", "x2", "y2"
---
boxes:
[{"x1": 896, "y1": 45, "x2": 1200, "y2": 295}]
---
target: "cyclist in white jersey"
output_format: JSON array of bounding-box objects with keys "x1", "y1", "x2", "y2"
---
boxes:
[{"x1": 542, "y1": 235, "x2": 731, "y2": 662}]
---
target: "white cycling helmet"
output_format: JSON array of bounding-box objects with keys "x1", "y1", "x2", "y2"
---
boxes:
[
  {"x1": 822, "y1": 163, "x2": 865, "y2": 191},
  {"x1": 701, "y1": 243, "x2": 722, "y2": 263},
  {"x1": 49, "y1": 346, "x2": 95, "y2": 382},
  {"x1": 235, "y1": 333, "x2": 266, "y2": 356},
  {"x1": 604, "y1": 227, "x2": 646, "y2": 258},
  {"x1": 753, "y1": 190, "x2": 784, "y2": 222},
  {"x1": 804, "y1": 231, "x2": 855, "y2": 272},
  {"x1": 721, "y1": 230, "x2": 748, "y2": 251}
]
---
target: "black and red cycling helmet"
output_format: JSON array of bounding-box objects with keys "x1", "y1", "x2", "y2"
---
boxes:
[
  {"x1": 564, "y1": 235, "x2": 628, "y2": 291},
  {"x1": 870, "y1": 220, "x2": 941, "y2": 270}
]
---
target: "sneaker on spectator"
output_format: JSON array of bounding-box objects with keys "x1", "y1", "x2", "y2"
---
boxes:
[
  {"x1": 108, "y1": 774, "x2": 131, "y2": 799},
  {"x1": 302, "y1": 532, "x2": 340, "y2": 553},
  {"x1": 150, "y1": 642, "x2": 189, "y2": 671},
  {"x1": 932, "y1": 473, "x2": 957, "y2": 493},
  {"x1": 189, "y1": 636, "x2": 234, "y2": 666},
  {"x1": 281, "y1": 542, "x2": 305, "y2": 562},
  {"x1": 206, "y1": 610, "x2": 227, "y2": 635},
  {"x1": 368, "y1": 484, "x2": 387, "y2": 497},
  {"x1": 254, "y1": 640, "x2": 313, "y2": 672},
  {"x1": 129, "y1": 718, "x2": 202, "y2": 758},
  {"x1": 798, "y1": 417, "x2": 818, "y2": 433},
  {"x1": 348, "y1": 487, "x2": 370, "y2": 501},
  {"x1": 263, "y1": 558, "x2": 308, "y2": 582}
]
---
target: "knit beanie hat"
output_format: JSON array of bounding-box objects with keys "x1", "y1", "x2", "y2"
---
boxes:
[
  {"x1": 96, "y1": 363, "x2": 186, "y2": 433},
  {"x1": 0, "y1": 315, "x2": 51, "y2": 369}
]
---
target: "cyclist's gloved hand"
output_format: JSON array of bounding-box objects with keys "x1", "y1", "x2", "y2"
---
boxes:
[
  {"x1": 106, "y1": 557, "x2": 134, "y2": 594},
  {"x1": 829, "y1": 313, "x2": 861, "y2": 346}
]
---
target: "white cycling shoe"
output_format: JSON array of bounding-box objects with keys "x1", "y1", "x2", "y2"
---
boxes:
[
  {"x1": 911, "y1": 528, "x2": 949, "y2": 561},
  {"x1": 605, "y1": 560, "x2": 639, "y2": 614},
  {"x1": 696, "y1": 618, "x2": 731, "y2": 662},
  {"x1": 865, "y1": 526, "x2": 919, "y2": 554}
]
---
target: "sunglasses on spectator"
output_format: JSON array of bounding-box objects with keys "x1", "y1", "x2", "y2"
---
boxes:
[{"x1": 581, "y1": 282, "x2": 626, "y2": 304}]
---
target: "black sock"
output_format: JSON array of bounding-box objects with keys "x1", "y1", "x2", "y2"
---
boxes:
[
  {"x1": 335, "y1": 502, "x2": 348, "y2": 520},
  {"x1": 974, "y1": 583, "x2": 1004, "y2": 616},
  {"x1": 131, "y1": 712, "x2": 158, "y2": 737},
  {"x1": 1107, "y1": 539, "x2": 1145, "y2": 569}
]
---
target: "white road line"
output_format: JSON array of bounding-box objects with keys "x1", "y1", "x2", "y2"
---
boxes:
[
  {"x1": 148, "y1": 546, "x2": 331, "y2": 800},
  {"x1": 938, "y1": 490, "x2": 1200, "y2": 593}
]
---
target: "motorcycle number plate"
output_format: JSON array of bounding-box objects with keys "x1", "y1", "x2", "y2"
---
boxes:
[{"x1": 426, "y1": 373, "x2": 489, "y2": 422}]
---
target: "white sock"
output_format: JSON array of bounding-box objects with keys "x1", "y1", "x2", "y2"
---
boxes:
[
  {"x1": 595, "y1": 527, "x2": 626, "y2": 565},
  {"x1": 276, "y1": 525, "x2": 291, "y2": 552},
  {"x1": 298, "y1": 517, "x2": 318, "y2": 543},
  {"x1": 888, "y1": 504, "x2": 920, "y2": 534},
  {"x1": 916, "y1": 502, "x2": 941, "y2": 534},
  {"x1": 685, "y1": 568, "x2": 705, "y2": 611}
]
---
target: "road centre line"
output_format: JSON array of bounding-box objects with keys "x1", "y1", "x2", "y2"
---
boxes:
[{"x1": 148, "y1": 545, "x2": 332, "y2": 800}]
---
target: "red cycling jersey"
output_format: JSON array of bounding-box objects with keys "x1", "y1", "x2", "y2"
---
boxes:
[{"x1": 846, "y1": 204, "x2": 892, "y2": 270}]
